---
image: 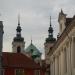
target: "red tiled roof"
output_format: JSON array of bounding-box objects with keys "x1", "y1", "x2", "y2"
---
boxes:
[{"x1": 2, "y1": 52, "x2": 40, "y2": 69}]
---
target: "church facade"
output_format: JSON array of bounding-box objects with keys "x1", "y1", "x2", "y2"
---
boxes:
[
  {"x1": 12, "y1": 16, "x2": 42, "y2": 64},
  {"x1": 44, "y1": 10, "x2": 75, "y2": 75},
  {"x1": 0, "y1": 16, "x2": 46, "y2": 75}
]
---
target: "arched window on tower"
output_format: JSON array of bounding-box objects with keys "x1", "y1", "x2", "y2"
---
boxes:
[{"x1": 17, "y1": 46, "x2": 21, "y2": 53}]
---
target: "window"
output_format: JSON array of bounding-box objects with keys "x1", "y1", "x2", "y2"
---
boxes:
[
  {"x1": 47, "y1": 70, "x2": 50, "y2": 75},
  {"x1": 15, "y1": 69, "x2": 25, "y2": 75},
  {"x1": 0, "y1": 69, "x2": 4, "y2": 75},
  {"x1": 34, "y1": 70, "x2": 40, "y2": 75},
  {"x1": 17, "y1": 46, "x2": 21, "y2": 53}
]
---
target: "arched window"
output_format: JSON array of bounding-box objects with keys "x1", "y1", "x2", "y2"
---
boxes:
[{"x1": 17, "y1": 46, "x2": 21, "y2": 53}]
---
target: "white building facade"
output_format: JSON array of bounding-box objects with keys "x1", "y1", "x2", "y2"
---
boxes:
[{"x1": 45, "y1": 10, "x2": 75, "y2": 75}]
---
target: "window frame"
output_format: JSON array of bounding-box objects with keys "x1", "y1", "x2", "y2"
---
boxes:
[
  {"x1": 15, "y1": 69, "x2": 25, "y2": 75},
  {"x1": 0, "y1": 69, "x2": 5, "y2": 75},
  {"x1": 34, "y1": 70, "x2": 40, "y2": 75}
]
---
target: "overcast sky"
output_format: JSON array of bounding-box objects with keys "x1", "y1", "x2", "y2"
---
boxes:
[{"x1": 0, "y1": 0, "x2": 75, "y2": 58}]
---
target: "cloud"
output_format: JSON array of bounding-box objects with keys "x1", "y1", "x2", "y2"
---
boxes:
[{"x1": 0, "y1": 0, "x2": 75, "y2": 59}]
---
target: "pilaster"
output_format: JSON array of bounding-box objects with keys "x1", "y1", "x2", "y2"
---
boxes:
[{"x1": 55, "y1": 55, "x2": 59, "y2": 75}]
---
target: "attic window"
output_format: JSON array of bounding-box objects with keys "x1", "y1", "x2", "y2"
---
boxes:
[{"x1": 17, "y1": 46, "x2": 21, "y2": 53}]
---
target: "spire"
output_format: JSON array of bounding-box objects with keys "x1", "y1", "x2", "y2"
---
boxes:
[
  {"x1": 16, "y1": 15, "x2": 22, "y2": 37},
  {"x1": 48, "y1": 16, "x2": 53, "y2": 38},
  {"x1": 18, "y1": 14, "x2": 20, "y2": 26},
  {"x1": 50, "y1": 16, "x2": 51, "y2": 26},
  {"x1": 61, "y1": 9, "x2": 63, "y2": 14},
  {"x1": 60, "y1": 9, "x2": 66, "y2": 16},
  {"x1": 13, "y1": 14, "x2": 24, "y2": 42},
  {"x1": 31, "y1": 36, "x2": 32, "y2": 44},
  {"x1": 45, "y1": 16, "x2": 56, "y2": 43}
]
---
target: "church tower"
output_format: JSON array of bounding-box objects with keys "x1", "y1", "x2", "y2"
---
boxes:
[
  {"x1": 12, "y1": 15, "x2": 25, "y2": 53},
  {"x1": 44, "y1": 16, "x2": 56, "y2": 75},
  {"x1": 44, "y1": 16, "x2": 56, "y2": 64}
]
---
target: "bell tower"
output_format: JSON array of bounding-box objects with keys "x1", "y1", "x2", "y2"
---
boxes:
[
  {"x1": 44, "y1": 16, "x2": 56, "y2": 64},
  {"x1": 44, "y1": 16, "x2": 56, "y2": 75},
  {"x1": 12, "y1": 15, "x2": 25, "y2": 53}
]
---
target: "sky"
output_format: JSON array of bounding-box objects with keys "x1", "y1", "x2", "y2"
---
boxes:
[{"x1": 0, "y1": 0, "x2": 75, "y2": 59}]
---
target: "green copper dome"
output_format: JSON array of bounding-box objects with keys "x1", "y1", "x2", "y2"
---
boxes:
[{"x1": 25, "y1": 43, "x2": 41, "y2": 58}]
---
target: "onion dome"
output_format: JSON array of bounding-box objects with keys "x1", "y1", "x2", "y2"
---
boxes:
[
  {"x1": 13, "y1": 15, "x2": 24, "y2": 42},
  {"x1": 46, "y1": 16, "x2": 56, "y2": 43}
]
